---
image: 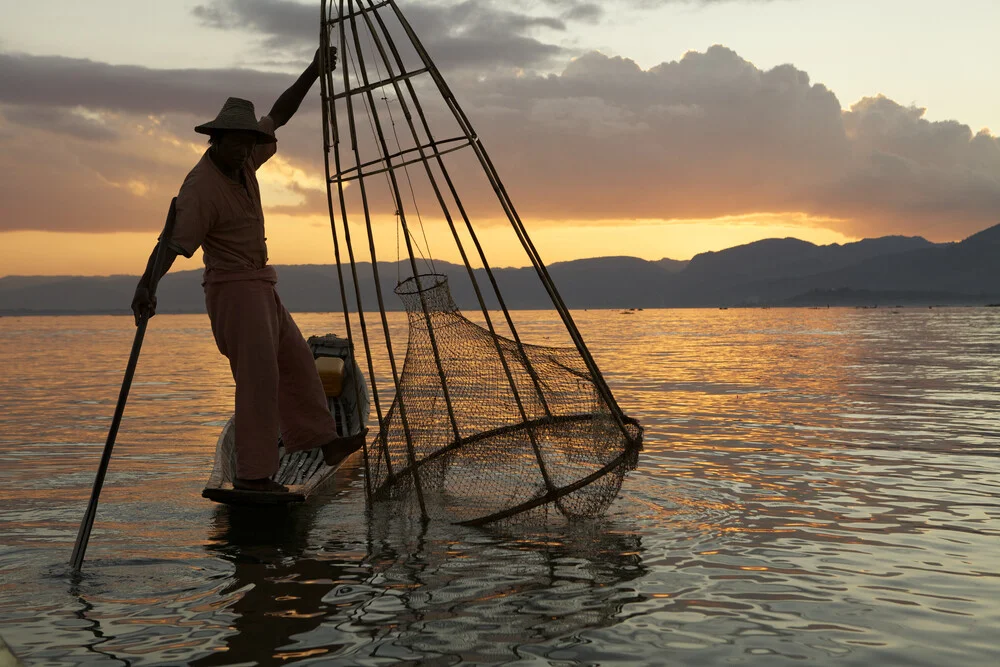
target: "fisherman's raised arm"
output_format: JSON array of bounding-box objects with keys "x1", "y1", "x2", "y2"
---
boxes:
[{"x1": 267, "y1": 46, "x2": 338, "y2": 130}]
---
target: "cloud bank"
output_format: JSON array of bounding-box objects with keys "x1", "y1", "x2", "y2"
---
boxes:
[
  {"x1": 462, "y1": 47, "x2": 1000, "y2": 238},
  {"x1": 0, "y1": 0, "x2": 996, "y2": 243}
]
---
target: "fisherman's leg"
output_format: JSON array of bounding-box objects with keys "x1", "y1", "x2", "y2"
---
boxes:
[
  {"x1": 273, "y1": 291, "x2": 337, "y2": 452},
  {"x1": 273, "y1": 292, "x2": 366, "y2": 466},
  {"x1": 207, "y1": 280, "x2": 283, "y2": 481}
]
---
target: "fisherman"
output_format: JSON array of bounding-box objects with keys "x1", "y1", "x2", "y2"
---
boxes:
[{"x1": 131, "y1": 46, "x2": 363, "y2": 493}]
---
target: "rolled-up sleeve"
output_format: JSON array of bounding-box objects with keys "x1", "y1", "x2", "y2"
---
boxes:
[
  {"x1": 167, "y1": 175, "x2": 215, "y2": 258},
  {"x1": 250, "y1": 115, "x2": 278, "y2": 171}
]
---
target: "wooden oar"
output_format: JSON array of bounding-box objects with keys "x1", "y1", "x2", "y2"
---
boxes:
[{"x1": 70, "y1": 198, "x2": 178, "y2": 573}]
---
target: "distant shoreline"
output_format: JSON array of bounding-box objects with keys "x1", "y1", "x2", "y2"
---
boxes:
[
  {"x1": 3, "y1": 304, "x2": 998, "y2": 317},
  {"x1": 2, "y1": 228, "x2": 997, "y2": 314}
]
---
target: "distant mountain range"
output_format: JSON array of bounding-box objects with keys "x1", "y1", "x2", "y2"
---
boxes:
[{"x1": 2, "y1": 223, "x2": 999, "y2": 315}]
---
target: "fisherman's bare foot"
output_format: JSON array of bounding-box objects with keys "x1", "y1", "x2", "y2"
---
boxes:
[
  {"x1": 233, "y1": 478, "x2": 289, "y2": 493},
  {"x1": 322, "y1": 428, "x2": 369, "y2": 467}
]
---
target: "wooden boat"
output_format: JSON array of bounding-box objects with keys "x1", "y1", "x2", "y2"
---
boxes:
[
  {"x1": 202, "y1": 333, "x2": 370, "y2": 506},
  {"x1": 0, "y1": 635, "x2": 24, "y2": 667}
]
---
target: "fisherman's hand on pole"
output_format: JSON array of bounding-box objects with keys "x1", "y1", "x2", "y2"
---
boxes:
[
  {"x1": 314, "y1": 45, "x2": 338, "y2": 74},
  {"x1": 131, "y1": 284, "x2": 156, "y2": 326},
  {"x1": 131, "y1": 199, "x2": 178, "y2": 327}
]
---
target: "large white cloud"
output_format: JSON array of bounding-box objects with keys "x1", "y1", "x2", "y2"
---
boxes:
[
  {"x1": 826, "y1": 96, "x2": 1000, "y2": 236},
  {"x1": 442, "y1": 46, "x2": 999, "y2": 238}
]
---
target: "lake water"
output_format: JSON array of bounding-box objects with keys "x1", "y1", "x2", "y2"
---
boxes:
[{"x1": 0, "y1": 308, "x2": 998, "y2": 666}]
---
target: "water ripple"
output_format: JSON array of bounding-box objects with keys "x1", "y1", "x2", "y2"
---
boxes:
[{"x1": 0, "y1": 309, "x2": 998, "y2": 665}]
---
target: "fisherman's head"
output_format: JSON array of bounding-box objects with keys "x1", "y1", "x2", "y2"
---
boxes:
[
  {"x1": 194, "y1": 97, "x2": 275, "y2": 171},
  {"x1": 207, "y1": 130, "x2": 259, "y2": 172}
]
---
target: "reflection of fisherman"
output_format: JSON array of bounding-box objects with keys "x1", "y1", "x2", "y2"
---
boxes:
[
  {"x1": 131, "y1": 47, "x2": 364, "y2": 493},
  {"x1": 191, "y1": 504, "x2": 334, "y2": 666}
]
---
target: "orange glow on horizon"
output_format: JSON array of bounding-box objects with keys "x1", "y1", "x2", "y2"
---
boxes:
[{"x1": 0, "y1": 212, "x2": 858, "y2": 277}]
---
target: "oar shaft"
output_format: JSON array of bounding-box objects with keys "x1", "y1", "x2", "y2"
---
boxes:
[
  {"x1": 70, "y1": 318, "x2": 149, "y2": 571},
  {"x1": 70, "y1": 198, "x2": 177, "y2": 572}
]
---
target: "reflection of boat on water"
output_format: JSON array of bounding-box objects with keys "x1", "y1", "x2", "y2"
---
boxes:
[
  {"x1": 201, "y1": 334, "x2": 369, "y2": 505},
  {"x1": 188, "y1": 502, "x2": 647, "y2": 665},
  {"x1": 189, "y1": 500, "x2": 335, "y2": 667}
]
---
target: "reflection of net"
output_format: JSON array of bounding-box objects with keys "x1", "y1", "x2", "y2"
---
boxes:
[
  {"x1": 368, "y1": 274, "x2": 643, "y2": 524},
  {"x1": 359, "y1": 514, "x2": 646, "y2": 663}
]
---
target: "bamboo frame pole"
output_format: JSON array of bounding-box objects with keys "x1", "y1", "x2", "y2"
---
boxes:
[
  {"x1": 317, "y1": 19, "x2": 375, "y2": 495},
  {"x1": 387, "y1": 0, "x2": 635, "y2": 442},
  {"x1": 332, "y1": 0, "x2": 427, "y2": 517},
  {"x1": 353, "y1": 1, "x2": 562, "y2": 503},
  {"x1": 323, "y1": 0, "x2": 400, "y2": 487},
  {"x1": 360, "y1": 0, "x2": 552, "y2": 419},
  {"x1": 345, "y1": 0, "x2": 462, "y2": 451}
]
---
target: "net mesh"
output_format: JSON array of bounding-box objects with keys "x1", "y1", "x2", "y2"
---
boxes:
[{"x1": 367, "y1": 274, "x2": 643, "y2": 524}]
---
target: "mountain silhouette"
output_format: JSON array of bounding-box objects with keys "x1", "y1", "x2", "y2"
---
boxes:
[{"x1": 2, "y1": 223, "x2": 998, "y2": 314}]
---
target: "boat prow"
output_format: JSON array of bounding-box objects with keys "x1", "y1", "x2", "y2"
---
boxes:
[{"x1": 202, "y1": 333, "x2": 370, "y2": 506}]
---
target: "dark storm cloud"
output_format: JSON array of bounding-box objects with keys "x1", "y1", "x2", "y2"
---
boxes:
[
  {"x1": 1, "y1": 106, "x2": 120, "y2": 141},
  {"x1": 192, "y1": 0, "x2": 569, "y2": 70},
  {"x1": 189, "y1": 0, "x2": 790, "y2": 71},
  {"x1": 192, "y1": 0, "x2": 316, "y2": 56},
  {"x1": 558, "y1": 3, "x2": 603, "y2": 23},
  {"x1": 0, "y1": 52, "x2": 293, "y2": 115}
]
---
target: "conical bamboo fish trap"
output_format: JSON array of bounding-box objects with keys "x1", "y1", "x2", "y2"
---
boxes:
[{"x1": 318, "y1": 0, "x2": 643, "y2": 525}]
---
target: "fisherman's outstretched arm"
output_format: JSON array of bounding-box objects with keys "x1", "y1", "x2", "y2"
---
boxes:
[{"x1": 268, "y1": 46, "x2": 337, "y2": 129}]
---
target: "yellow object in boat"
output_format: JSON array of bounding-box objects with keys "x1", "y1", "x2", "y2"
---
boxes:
[
  {"x1": 0, "y1": 636, "x2": 23, "y2": 667},
  {"x1": 315, "y1": 356, "x2": 346, "y2": 398}
]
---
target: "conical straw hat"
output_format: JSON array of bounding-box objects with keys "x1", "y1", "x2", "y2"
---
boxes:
[{"x1": 194, "y1": 97, "x2": 276, "y2": 144}]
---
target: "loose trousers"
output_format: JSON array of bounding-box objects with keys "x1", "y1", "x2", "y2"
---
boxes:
[{"x1": 205, "y1": 278, "x2": 338, "y2": 479}]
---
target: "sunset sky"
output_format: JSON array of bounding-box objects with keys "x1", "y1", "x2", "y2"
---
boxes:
[{"x1": 1, "y1": 0, "x2": 998, "y2": 277}]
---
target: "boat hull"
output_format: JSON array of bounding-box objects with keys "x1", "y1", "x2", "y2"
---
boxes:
[{"x1": 201, "y1": 334, "x2": 370, "y2": 506}]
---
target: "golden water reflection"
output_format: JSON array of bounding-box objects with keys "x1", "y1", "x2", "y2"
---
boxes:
[{"x1": 0, "y1": 308, "x2": 998, "y2": 665}]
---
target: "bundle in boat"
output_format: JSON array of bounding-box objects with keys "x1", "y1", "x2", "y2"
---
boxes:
[
  {"x1": 202, "y1": 334, "x2": 370, "y2": 505},
  {"x1": 368, "y1": 275, "x2": 643, "y2": 525}
]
